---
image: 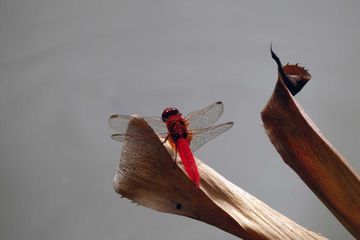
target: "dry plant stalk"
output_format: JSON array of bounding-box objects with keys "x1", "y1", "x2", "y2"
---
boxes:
[
  {"x1": 113, "y1": 117, "x2": 326, "y2": 240},
  {"x1": 261, "y1": 49, "x2": 360, "y2": 238}
]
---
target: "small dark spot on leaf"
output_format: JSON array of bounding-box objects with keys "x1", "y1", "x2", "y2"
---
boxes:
[{"x1": 176, "y1": 203, "x2": 182, "y2": 210}]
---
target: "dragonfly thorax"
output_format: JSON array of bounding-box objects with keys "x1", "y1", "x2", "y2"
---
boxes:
[{"x1": 166, "y1": 116, "x2": 189, "y2": 142}]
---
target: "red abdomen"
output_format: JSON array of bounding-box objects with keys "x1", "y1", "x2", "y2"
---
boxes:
[{"x1": 176, "y1": 138, "x2": 200, "y2": 188}]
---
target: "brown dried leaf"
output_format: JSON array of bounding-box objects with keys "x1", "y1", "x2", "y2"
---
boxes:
[
  {"x1": 261, "y1": 49, "x2": 360, "y2": 238},
  {"x1": 113, "y1": 117, "x2": 326, "y2": 239}
]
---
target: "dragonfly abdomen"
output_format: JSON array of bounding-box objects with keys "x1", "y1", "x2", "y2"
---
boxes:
[{"x1": 176, "y1": 138, "x2": 200, "y2": 188}]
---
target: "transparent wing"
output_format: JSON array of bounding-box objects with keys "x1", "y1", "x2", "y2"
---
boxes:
[
  {"x1": 109, "y1": 114, "x2": 168, "y2": 143},
  {"x1": 109, "y1": 114, "x2": 167, "y2": 133},
  {"x1": 111, "y1": 133, "x2": 126, "y2": 142},
  {"x1": 189, "y1": 122, "x2": 233, "y2": 152},
  {"x1": 186, "y1": 101, "x2": 224, "y2": 131},
  {"x1": 111, "y1": 132, "x2": 168, "y2": 143}
]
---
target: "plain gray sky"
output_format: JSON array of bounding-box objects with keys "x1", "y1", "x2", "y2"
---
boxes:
[{"x1": 0, "y1": 0, "x2": 359, "y2": 239}]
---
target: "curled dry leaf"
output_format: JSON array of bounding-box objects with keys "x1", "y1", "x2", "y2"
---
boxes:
[
  {"x1": 113, "y1": 117, "x2": 326, "y2": 239},
  {"x1": 270, "y1": 46, "x2": 311, "y2": 95},
  {"x1": 261, "y1": 49, "x2": 360, "y2": 238}
]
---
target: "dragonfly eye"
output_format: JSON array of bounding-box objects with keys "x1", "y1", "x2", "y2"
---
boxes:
[{"x1": 162, "y1": 107, "x2": 180, "y2": 122}]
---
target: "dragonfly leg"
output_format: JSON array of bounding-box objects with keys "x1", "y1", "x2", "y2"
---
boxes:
[
  {"x1": 173, "y1": 145, "x2": 177, "y2": 169},
  {"x1": 162, "y1": 135, "x2": 169, "y2": 144}
]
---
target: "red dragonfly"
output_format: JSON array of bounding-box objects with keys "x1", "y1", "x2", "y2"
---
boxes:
[{"x1": 109, "y1": 101, "x2": 233, "y2": 188}]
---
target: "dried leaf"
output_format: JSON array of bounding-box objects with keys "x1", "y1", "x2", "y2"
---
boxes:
[
  {"x1": 261, "y1": 48, "x2": 360, "y2": 238},
  {"x1": 113, "y1": 117, "x2": 326, "y2": 239}
]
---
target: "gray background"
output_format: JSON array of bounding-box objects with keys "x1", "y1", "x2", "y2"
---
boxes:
[{"x1": 0, "y1": 0, "x2": 359, "y2": 239}]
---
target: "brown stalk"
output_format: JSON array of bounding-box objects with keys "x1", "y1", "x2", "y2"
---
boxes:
[
  {"x1": 113, "y1": 117, "x2": 326, "y2": 239},
  {"x1": 261, "y1": 48, "x2": 360, "y2": 238}
]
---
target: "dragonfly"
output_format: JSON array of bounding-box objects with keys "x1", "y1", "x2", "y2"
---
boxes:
[{"x1": 109, "y1": 101, "x2": 233, "y2": 188}]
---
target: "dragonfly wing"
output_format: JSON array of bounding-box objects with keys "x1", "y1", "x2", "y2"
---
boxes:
[
  {"x1": 109, "y1": 115, "x2": 133, "y2": 133},
  {"x1": 143, "y1": 117, "x2": 168, "y2": 133},
  {"x1": 109, "y1": 115, "x2": 167, "y2": 134},
  {"x1": 111, "y1": 133, "x2": 127, "y2": 142},
  {"x1": 186, "y1": 101, "x2": 224, "y2": 130},
  {"x1": 111, "y1": 132, "x2": 168, "y2": 143},
  {"x1": 189, "y1": 122, "x2": 233, "y2": 152}
]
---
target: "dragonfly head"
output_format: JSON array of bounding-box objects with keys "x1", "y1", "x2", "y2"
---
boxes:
[{"x1": 162, "y1": 107, "x2": 180, "y2": 122}]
